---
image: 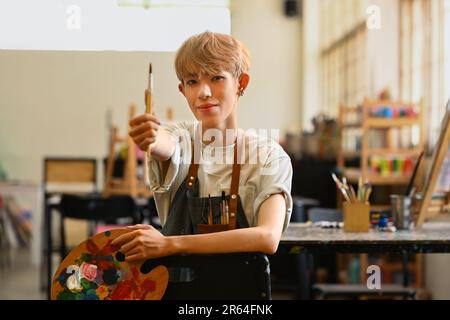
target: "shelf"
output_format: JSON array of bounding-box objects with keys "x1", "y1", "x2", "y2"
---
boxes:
[
  {"x1": 364, "y1": 99, "x2": 418, "y2": 108},
  {"x1": 365, "y1": 118, "x2": 420, "y2": 128},
  {"x1": 337, "y1": 99, "x2": 425, "y2": 290},
  {"x1": 341, "y1": 107, "x2": 361, "y2": 113},
  {"x1": 342, "y1": 123, "x2": 363, "y2": 128},
  {"x1": 344, "y1": 169, "x2": 411, "y2": 185},
  {"x1": 369, "y1": 204, "x2": 391, "y2": 211},
  {"x1": 341, "y1": 151, "x2": 361, "y2": 158},
  {"x1": 365, "y1": 148, "x2": 423, "y2": 156}
]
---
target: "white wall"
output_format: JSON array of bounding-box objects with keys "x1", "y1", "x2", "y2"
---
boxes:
[
  {"x1": 0, "y1": 50, "x2": 192, "y2": 183},
  {"x1": 0, "y1": 0, "x2": 302, "y2": 183},
  {"x1": 231, "y1": 0, "x2": 302, "y2": 133}
]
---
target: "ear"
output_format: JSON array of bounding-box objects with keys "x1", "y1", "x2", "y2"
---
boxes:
[
  {"x1": 238, "y1": 73, "x2": 250, "y2": 92},
  {"x1": 178, "y1": 83, "x2": 185, "y2": 96}
]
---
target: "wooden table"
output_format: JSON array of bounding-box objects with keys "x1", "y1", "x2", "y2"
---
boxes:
[
  {"x1": 281, "y1": 222, "x2": 450, "y2": 254},
  {"x1": 279, "y1": 222, "x2": 450, "y2": 298}
]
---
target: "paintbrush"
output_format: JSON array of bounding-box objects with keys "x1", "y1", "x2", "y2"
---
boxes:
[
  {"x1": 358, "y1": 176, "x2": 363, "y2": 202},
  {"x1": 364, "y1": 183, "x2": 372, "y2": 203},
  {"x1": 343, "y1": 177, "x2": 357, "y2": 202},
  {"x1": 406, "y1": 150, "x2": 424, "y2": 197},
  {"x1": 143, "y1": 63, "x2": 154, "y2": 186},
  {"x1": 145, "y1": 63, "x2": 153, "y2": 114},
  {"x1": 208, "y1": 194, "x2": 213, "y2": 225},
  {"x1": 221, "y1": 191, "x2": 226, "y2": 224},
  {"x1": 331, "y1": 173, "x2": 351, "y2": 202}
]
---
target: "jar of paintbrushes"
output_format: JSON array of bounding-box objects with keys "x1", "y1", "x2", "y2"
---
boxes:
[{"x1": 332, "y1": 173, "x2": 372, "y2": 232}]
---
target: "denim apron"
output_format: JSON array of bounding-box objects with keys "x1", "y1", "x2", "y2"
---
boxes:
[
  {"x1": 157, "y1": 137, "x2": 250, "y2": 292},
  {"x1": 161, "y1": 137, "x2": 249, "y2": 236}
]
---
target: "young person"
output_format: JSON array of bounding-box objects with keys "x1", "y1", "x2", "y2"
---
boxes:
[{"x1": 112, "y1": 31, "x2": 293, "y2": 261}]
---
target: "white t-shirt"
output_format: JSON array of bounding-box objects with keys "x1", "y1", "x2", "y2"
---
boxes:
[{"x1": 147, "y1": 121, "x2": 293, "y2": 232}]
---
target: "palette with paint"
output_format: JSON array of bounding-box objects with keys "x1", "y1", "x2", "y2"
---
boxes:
[{"x1": 51, "y1": 228, "x2": 169, "y2": 300}]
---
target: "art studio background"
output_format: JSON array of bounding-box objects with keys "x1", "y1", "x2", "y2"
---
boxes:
[{"x1": 1, "y1": 0, "x2": 450, "y2": 300}]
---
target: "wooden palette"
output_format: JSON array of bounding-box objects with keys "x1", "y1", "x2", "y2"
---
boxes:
[{"x1": 51, "y1": 228, "x2": 168, "y2": 300}]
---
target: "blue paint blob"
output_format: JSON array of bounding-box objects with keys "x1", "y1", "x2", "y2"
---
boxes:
[
  {"x1": 86, "y1": 288, "x2": 99, "y2": 300},
  {"x1": 57, "y1": 271, "x2": 68, "y2": 284}
]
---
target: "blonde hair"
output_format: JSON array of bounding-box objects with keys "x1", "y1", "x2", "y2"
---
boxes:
[{"x1": 174, "y1": 31, "x2": 250, "y2": 82}]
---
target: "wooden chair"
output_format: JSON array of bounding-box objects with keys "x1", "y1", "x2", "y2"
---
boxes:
[{"x1": 58, "y1": 194, "x2": 142, "y2": 258}]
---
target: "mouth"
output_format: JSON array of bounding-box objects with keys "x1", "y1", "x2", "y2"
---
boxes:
[{"x1": 196, "y1": 104, "x2": 219, "y2": 112}]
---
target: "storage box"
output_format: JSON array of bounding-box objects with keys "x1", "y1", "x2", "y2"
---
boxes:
[{"x1": 343, "y1": 202, "x2": 370, "y2": 232}]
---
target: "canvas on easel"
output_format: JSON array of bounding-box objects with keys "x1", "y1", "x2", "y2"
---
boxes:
[
  {"x1": 416, "y1": 98, "x2": 450, "y2": 226},
  {"x1": 103, "y1": 104, "x2": 152, "y2": 198}
]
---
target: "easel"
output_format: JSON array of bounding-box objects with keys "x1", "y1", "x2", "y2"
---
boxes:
[
  {"x1": 416, "y1": 101, "x2": 450, "y2": 226},
  {"x1": 103, "y1": 104, "x2": 152, "y2": 198}
]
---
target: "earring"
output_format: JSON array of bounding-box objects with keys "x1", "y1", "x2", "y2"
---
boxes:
[{"x1": 238, "y1": 89, "x2": 245, "y2": 97}]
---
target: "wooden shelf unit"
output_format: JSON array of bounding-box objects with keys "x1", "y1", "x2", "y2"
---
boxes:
[
  {"x1": 338, "y1": 98, "x2": 425, "y2": 189},
  {"x1": 336, "y1": 98, "x2": 426, "y2": 289}
]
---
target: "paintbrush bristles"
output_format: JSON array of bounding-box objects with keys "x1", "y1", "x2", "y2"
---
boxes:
[
  {"x1": 147, "y1": 63, "x2": 153, "y2": 91},
  {"x1": 145, "y1": 63, "x2": 153, "y2": 114},
  {"x1": 331, "y1": 172, "x2": 372, "y2": 204}
]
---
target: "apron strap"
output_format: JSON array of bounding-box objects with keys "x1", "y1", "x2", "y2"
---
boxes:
[
  {"x1": 186, "y1": 151, "x2": 199, "y2": 189},
  {"x1": 228, "y1": 141, "x2": 240, "y2": 229},
  {"x1": 185, "y1": 134, "x2": 242, "y2": 229}
]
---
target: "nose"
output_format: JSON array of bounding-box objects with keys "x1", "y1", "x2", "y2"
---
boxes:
[{"x1": 198, "y1": 82, "x2": 212, "y2": 100}]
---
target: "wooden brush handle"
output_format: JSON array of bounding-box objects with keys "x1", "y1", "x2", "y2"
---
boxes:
[
  {"x1": 145, "y1": 89, "x2": 153, "y2": 156},
  {"x1": 145, "y1": 89, "x2": 152, "y2": 114}
]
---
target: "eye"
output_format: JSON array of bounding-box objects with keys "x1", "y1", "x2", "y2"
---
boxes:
[
  {"x1": 186, "y1": 79, "x2": 198, "y2": 86},
  {"x1": 212, "y1": 75, "x2": 224, "y2": 81}
]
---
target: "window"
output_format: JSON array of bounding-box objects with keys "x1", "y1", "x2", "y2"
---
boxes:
[
  {"x1": 400, "y1": 0, "x2": 448, "y2": 148},
  {"x1": 0, "y1": 0, "x2": 230, "y2": 52},
  {"x1": 320, "y1": 0, "x2": 368, "y2": 116}
]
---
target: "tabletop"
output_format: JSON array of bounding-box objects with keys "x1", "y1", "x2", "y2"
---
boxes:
[{"x1": 280, "y1": 222, "x2": 450, "y2": 254}]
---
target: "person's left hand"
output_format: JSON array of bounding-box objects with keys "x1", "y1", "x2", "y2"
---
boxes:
[{"x1": 111, "y1": 224, "x2": 168, "y2": 262}]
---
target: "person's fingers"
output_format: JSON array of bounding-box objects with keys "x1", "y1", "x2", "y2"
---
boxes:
[
  {"x1": 133, "y1": 132, "x2": 148, "y2": 148},
  {"x1": 129, "y1": 121, "x2": 159, "y2": 138},
  {"x1": 120, "y1": 238, "x2": 141, "y2": 254},
  {"x1": 111, "y1": 230, "x2": 140, "y2": 246},
  {"x1": 126, "y1": 224, "x2": 152, "y2": 230},
  {"x1": 124, "y1": 246, "x2": 141, "y2": 257},
  {"x1": 125, "y1": 253, "x2": 144, "y2": 262},
  {"x1": 134, "y1": 129, "x2": 157, "y2": 146},
  {"x1": 136, "y1": 138, "x2": 155, "y2": 152},
  {"x1": 129, "y1": 114, "x2": 161, "y2": 127},
  {"x1": 129, "y1": 114, "x2": 149, "y2": 126}
]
